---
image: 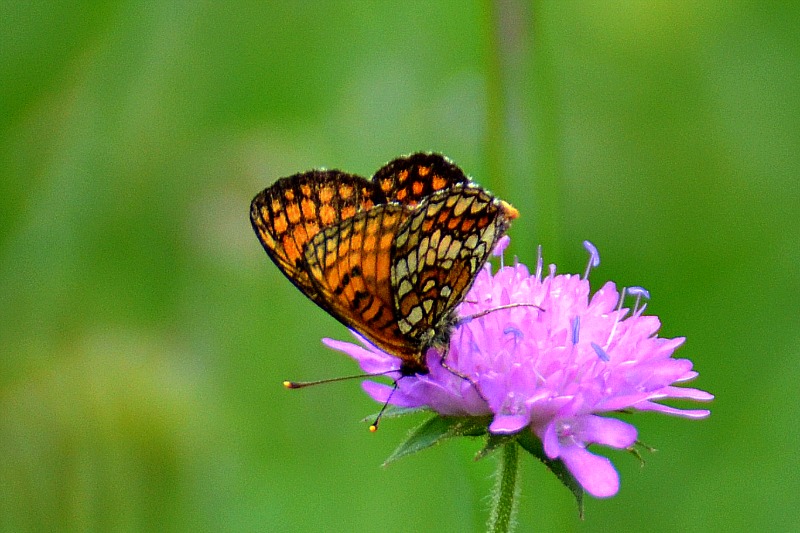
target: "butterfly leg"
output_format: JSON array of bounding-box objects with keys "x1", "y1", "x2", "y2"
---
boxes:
[
  {"x1": 369, "y1": 380, "x2": 400, "y2": 432},
  {"x1": 438, "y1": 347, "x2": 489, "y2": 404}
]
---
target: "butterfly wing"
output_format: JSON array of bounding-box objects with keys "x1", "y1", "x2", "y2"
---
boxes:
[
  {"x1": 251, "y1": 157, "x2": 516, "y2": 375},
  {"x1": 372, "y1": 153, "x2": 470, "y2": 206},
  {"x1": 302, "y1": 203, "x2": 422, "y2": 368},
  {"x1": 251, "y1": 153, "x2": 471, "y2": 300},
  {"x1": 250, "y1": 171, "x2": 384, "y2": 310},
  {"x1": 390, "y1": 185, "x2": 518, "y2": 342}
]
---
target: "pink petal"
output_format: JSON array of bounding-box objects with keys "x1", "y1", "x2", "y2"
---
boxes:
[
  {"x1": 541, "y1": 422, "x2": 560, "y2": 458},
  {"x1": 489, "y1": 414, "x2": 528, "y2": 434},
  {"x1": 361, "y1": 381, "x2": 420, "y2": 408},
  {"x1": 321, "y1": 337, "x2": 398, "y2": 374},
  {"x1": 559, "y1": 445, "x2": 620, "y2": 498},
  {"x1": 663, "y1": 386, "x2": 715, "y2": 401},
  {"x1": 579, "y1": 415, "x2": 637, "y2": 448},
  {"x1": 635, "y1": 401, "x2": 712, "y2": 419}
]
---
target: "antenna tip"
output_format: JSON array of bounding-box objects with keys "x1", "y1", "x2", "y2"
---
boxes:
[
  {"x1": 369, "y1": 424, "x2": 379, "y2": 433},
  {"x1": 283, "y1": 380, "x2": 297, "y2": 389}
]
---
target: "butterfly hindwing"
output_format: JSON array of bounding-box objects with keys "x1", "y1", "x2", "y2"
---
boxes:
[{"x1": 390, "y1": 185, "x2": 516, "y2": 341}]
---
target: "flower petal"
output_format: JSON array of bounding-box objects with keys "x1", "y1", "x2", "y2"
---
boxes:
[
  {"x1": 634, "y1": 401, "x2": 712, "y2": 419},
  {"x1": 578, "y1": 415, "x2": 637, "y2": 448},
  {"x1": 322, "y1": 337, "x2": 399, "y2": 374},
  {"x1": 489, "y1": 414, "x2": 529, "y2": 434},
  {"x1": 559, "y1": 445, "x2": 620, "y2": 498}
]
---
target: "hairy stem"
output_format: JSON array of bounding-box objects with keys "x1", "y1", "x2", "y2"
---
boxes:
[{"x1": 487, "y1": 442, "x2": 520, "y2": 533}]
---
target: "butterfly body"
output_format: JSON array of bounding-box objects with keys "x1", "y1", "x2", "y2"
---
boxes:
[{"x1": 251, "y1": 154, "x2": 518, "y2": 376}]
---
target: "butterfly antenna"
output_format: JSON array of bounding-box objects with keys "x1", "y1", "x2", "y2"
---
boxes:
[
  {"x1": 369, "y1": 380, "x2": 400, "y2": 432},
  {"x1": 283, "y1": 370, "x2": 397, "y2": 389},
  {"x1": 458, "y1": 302, "x2": 543, "y2": 325}
]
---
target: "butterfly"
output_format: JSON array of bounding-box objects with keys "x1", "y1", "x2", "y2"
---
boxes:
[{"x1": 250, "y1": 153, "x2": 518, "y2": 377}]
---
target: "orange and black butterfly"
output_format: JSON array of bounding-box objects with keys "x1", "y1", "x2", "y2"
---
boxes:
[{"x1": 250, "y1": 153, "x2": 518, "y2": 376}]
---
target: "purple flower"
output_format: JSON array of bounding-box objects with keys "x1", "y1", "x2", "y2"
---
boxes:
[{"x1": 323, "y1": 242, "x2": 713, "y2": 498}]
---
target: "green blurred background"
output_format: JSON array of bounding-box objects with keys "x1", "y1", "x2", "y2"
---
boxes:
[{"x1": 1, "y1": 2, "x2": 797, "y2": 531}]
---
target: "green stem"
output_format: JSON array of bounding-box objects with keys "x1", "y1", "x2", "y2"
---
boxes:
[{"x1": 487, "y1": 442, "x2": 520, "y2": 533}]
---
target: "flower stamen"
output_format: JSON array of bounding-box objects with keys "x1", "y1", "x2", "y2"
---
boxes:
[
  {"x1": 504, "y1": 326, "x2": 524, "y2": 344},
  {"x1": 535, "y1": 244, "x2": 543, "y2": 279},
  {"x1": 493, "y1": 235, "x2": 511, "y2": 268},
  {"x1": 583, "y1": 240, "x2": 600, "y2": 279},
  {"x1": 557, "y1": 420, "x2": 582, "y2": 447},
  {"x1": 591, "y1": 342, "x2": 611, "y2": 362},
  {"x1": 606, "y1": 287, "x2": 629, "y2": 348},
  {"x1": 626, "y1": 286, "x2": 651, "y2": 316},
  {"x1": 571, "y1": 316, "x2": 581, "y2": 345}
]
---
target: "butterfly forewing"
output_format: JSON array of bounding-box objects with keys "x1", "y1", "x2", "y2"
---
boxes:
[
  {"x1": 250, "y1": 171, "x2": 385, "y2": 307},
  {"x1": 372, "y1": 153, "x2": 470, "y2": 206},
  {"x1": 390, "y1": 185, "x2": 517, "y2": 341}
]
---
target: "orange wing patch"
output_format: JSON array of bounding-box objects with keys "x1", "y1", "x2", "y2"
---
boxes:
[
  {"x1": 250, "y1": 170, "x2": 383, "y2": 303},
  {"x1": 372, "y1": 153, "x2": 470, "y2": 206},
  {"x1": 303, "y1": 205, "x2": 418, "y2": 364}
]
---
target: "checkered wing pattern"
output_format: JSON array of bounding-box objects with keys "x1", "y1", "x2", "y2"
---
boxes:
[
  {"x1": 391, "y1": 185, "x2": 518, "y2": 342},
  {"x1": 250, "y1": 171, "x2": 383, "y2": 308},
  {"x1": 303, "y1": 204, "x2": 420, "y2": 364},
  {"x1": 251, "y1": 155, "x2": 519, "y2": 376},
  {"x1": 372, "y1": 153, "x2": 470, "y2": 206}
]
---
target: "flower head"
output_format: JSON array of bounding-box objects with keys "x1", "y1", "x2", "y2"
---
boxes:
[{"x1": 323, "y1": 241, "x2": 712, "y2": 498}]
